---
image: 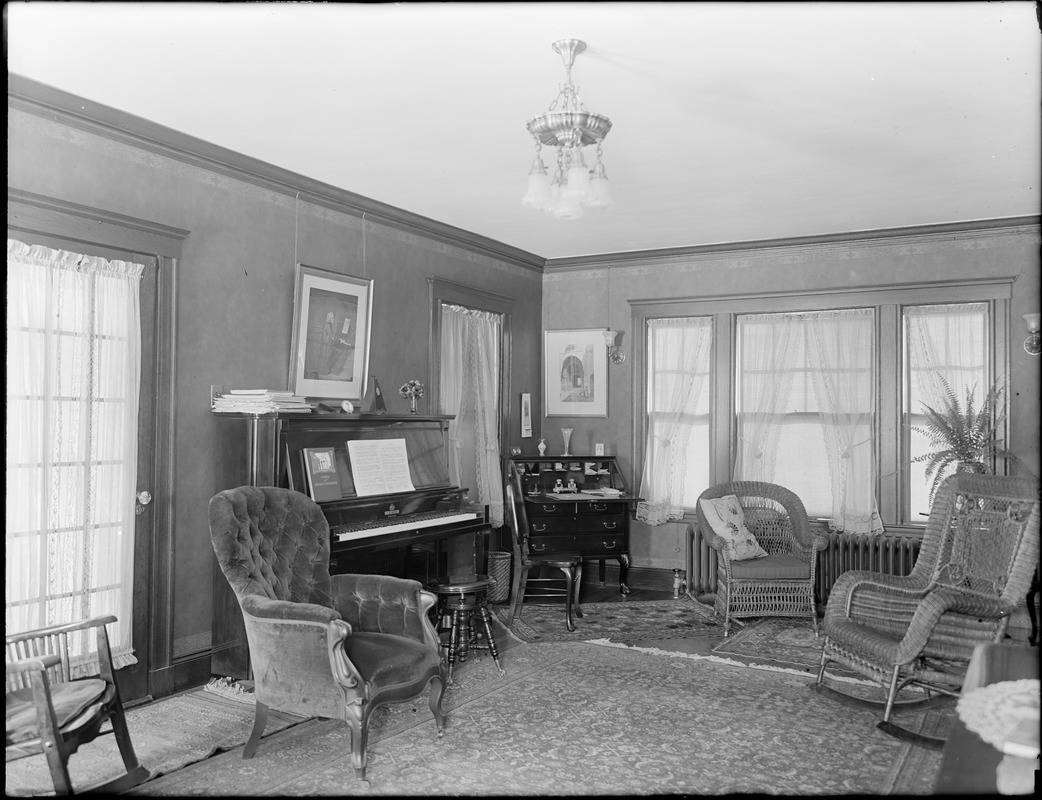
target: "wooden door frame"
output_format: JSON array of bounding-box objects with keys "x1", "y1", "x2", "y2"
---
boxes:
[{"x1": 8, "y1": 188, "x2": 186, "y2": 701}]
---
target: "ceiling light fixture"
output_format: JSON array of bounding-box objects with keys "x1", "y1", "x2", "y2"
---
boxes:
[{"x1": 522, "y1": 38, "x2": 613, "y2": 220}]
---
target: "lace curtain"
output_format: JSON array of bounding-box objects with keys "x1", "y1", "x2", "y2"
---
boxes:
[
  {"x1": 439, "y1": 304, "x2": 504, "y2": 527},
  {"x1": 734, "y1": 310, "x2": 882, "y2": 534},
  {"x1": 636, "y1": 317, "x2": 713, "y2": 525},
  {"x1": 6, "y1": 239, "x2": 143, "y2": 676}
]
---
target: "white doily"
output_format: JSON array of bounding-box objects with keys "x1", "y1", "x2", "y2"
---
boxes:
[{"x1": 957, "y1": 679, "x2": 1040, "y2": 753}]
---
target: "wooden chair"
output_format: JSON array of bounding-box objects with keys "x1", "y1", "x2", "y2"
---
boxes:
[
  {"x1": 209, "y1": 485, "x2": 446, "y2": 787},
  {"x1": 815, "y1": 473, "x2": 1040, "y2": 748},
  {"x1": 694, "y1": 481, "x2": 828, "y2": 636},
  {"x1": 6, "y1": 615, "x2": 150, "y2": 795},
  {"x1": 505, "y1": 479, "x2": 583, "y2": 631}
]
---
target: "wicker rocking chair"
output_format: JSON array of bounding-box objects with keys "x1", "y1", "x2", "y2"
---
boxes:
[
  {"x1": 694, "y1": 481, "x2": 828, "y2": 636},
  {"x1": 815, "y1": 473, "x2": 1040, "y2": 749}
]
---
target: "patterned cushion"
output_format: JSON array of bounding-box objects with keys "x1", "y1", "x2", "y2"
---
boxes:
[{"x1": 700, "y1": 495, "x2": 769, "y2": 561}]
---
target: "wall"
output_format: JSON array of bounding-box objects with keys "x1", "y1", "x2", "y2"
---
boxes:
[
  {"x1": 542, "y1": 226, "x2": 1041, "y2": 570},
  {"x1": 7, "y1": 106, "x2": 544, "y2": 664}
]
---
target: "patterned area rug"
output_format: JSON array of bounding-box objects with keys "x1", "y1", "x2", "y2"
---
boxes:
[
  {"x1": 711, "y1": 616, "x2": 827, "y2": 673},
  {"x1": 493, "y1": 596, "x2": 722, "y2": 643},
  {"x1": 129, "y1": 641, "x2": 943, "y2": 796},
  {"x1": 5, "y1": 687, "x2": 307, "y2": 796}
]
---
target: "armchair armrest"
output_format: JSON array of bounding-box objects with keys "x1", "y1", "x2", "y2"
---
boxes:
[
  {"x1": 330, "y1": 574, "x2": 437, "y2": 646},
  {"x1": 6, "y1": 653, "x2": 62, "y2": 675},
  {"x1": 240, "y1": 594, "x2": 342, "y2": 625}
]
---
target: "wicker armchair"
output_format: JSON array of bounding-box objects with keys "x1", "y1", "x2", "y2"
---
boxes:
[
  {"x1": 693, "y1": 481, "x2": 828, "y2": 636},
  {"x1": 815, "y1": 473, "x2": 1040, "y2": 748}
]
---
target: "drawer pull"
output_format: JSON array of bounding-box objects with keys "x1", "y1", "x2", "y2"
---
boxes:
[
  {"x1": 532, "y1": 524, "x2": 548, "y2": 533},
  {"x1": 541, "y1": 504, "x2": 558, "y2": 513},
  {"x1": 592, "y1": 503, "x2": 608, "y2": 512},
  {"x1": 603, "y1": 541, "x2": 618, "y2": 549},
  {"x1": 531, "y1": 542, "x2": 547, "y2": 552},
  {"x1": 602, "y1": 521, "x2": 619, "y2": 530}
]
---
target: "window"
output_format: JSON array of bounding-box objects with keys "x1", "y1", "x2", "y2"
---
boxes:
[
  {"x1": 634, "y1": 284, "x2": 1008, "y2": 531},
  {"x1": 903, "y1": 303, "x2": 989, "y2": 519}
]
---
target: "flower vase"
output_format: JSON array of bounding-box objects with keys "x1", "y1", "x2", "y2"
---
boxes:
[
  {"x1": 537, "y1": 438, "x2": 547, "y2": 456},
  {"x1": 410, "y1": 396, "x2": 418, "y2": 414},
  {"x1": 561, "y1": 428, "x2": 572, "y2": 457}
]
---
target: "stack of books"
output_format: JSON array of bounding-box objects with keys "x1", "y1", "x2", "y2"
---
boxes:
[{"x1": 211, "y1": 389, "x2": 312, "y2": 414}]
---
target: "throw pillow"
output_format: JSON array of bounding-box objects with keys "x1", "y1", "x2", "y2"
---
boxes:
[{"x1": 699, "y1": 494, "x2": 769, "y2": 561}]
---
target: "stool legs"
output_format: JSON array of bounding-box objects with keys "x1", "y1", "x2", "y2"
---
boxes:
[
  {"x1": 437, "y1": 592, "x2": 506, "y2": 682},
  {"x1": 477, "y1": 605, "x2": 505, "y2": 676}
]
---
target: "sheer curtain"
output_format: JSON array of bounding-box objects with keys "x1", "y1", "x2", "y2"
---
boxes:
[
  {"x1": 805, "y1": 309, "x2": 882, "y2": 534},
  {"x1": 733, "y1": 313, "x2": 801, "y2": 482},
  {"x1": 636, "y1": 317, "x2": 712, "y2": 525},
  {"x1": 439, "y1": 304, "x2": 504, "y2": 526},
  {"x1": 904, "y1": 303, "x2": 988, "y2": 517},
  {"x1": 6, "y1": 239, "x2": 143, "y2": 675}
]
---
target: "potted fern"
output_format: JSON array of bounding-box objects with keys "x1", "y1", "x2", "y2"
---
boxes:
[{"x1": 910, "y1": 378, "x2": 1021, "y2": 504}]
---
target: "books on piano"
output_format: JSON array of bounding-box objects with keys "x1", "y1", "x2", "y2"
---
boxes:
[
  {"x1": 212, "y1": 389, "x2": 312, "y2": 414},
  {"x1": 302, "y1": 447, "x2": 343, "y2": 502}
]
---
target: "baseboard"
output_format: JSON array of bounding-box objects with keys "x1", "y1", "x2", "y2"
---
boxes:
[
  {"x1": 580, "y1": 561, "x2": 676, "y2": 594},
  {"x1": 149, "y1": 653, "x2": 215, "y2": 700}
]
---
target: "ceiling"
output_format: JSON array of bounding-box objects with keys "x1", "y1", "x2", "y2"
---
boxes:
[{"x1": 6, "y1": 2, "x2": 1040, "y2": 261}]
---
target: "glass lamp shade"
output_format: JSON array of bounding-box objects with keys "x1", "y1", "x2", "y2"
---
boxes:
[
  {"x1": 564, "y1": 159, "x2": 591, "y2": 203},
  {"x1": 586, "y1": 161, "x2": 613, "y2": 210},
  {"x1": 547, "y1": 188, "x2": 584, "y2": 220},
  {"x1": 1025, "y1": 313, "x2": 1041, "y2": 334},
  {"x1": 603, "y1": 329, "x2": 618, "y2": 348},
  {"x1": 522, "y1": 169, "x2": 552, "y2": 210}
]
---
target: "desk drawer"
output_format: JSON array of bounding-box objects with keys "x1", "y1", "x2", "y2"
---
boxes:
[
  {"x1": 528, "y1": 533, "x2": 627, "y2": 556},
  {"x1": 528, "y1": 515, "x2": 626, "y2": 535}
]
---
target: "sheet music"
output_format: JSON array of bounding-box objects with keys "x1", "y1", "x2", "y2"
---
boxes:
[{"x1": 347, "y1": 438, "x2": 416, "y2": 496}]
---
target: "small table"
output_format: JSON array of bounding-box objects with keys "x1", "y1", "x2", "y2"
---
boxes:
[{"x1": 934, "y1": 643, "x2": 1039, "y2": 794}]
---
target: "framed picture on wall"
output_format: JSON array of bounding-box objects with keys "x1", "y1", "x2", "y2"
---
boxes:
[
  {"x1": 520, "y1": 392, "x2": 533, "y2": 437},
  {"x1": 543, "y1": 328, "x2": 608, "y2": 417},
  {"x1": 289, "y1": 264, "x2": 373, "y2": 401}
]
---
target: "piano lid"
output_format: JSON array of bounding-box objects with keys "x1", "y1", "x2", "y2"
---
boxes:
[{"x1": 279, "y1": 414, "x2": 455, "y2": 501}]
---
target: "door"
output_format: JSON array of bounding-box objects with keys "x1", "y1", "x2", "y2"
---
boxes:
[{"x1": 6, "y1": 228, "x2": 159, "y2": 702}]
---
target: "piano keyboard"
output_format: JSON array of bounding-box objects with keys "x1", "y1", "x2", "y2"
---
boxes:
[{"x1": 333, "y1": 510, "x2": 482, "y2": 543}]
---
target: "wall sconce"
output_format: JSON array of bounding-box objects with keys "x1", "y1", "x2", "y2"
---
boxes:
[
  {"x1": 603, "y1": 329, "x2": 626, "y2": 364},
  {"x1": 1024, "y1": 313, "x2": 1041, "y2": 356}
]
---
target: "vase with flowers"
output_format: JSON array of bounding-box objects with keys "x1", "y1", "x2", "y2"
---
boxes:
[{"x1": 399, "y1": 379, "x2": 425, "y2": 414}]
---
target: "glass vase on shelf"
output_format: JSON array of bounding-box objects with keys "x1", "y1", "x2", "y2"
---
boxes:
[
  {"x1": 537, "y1": 438, "x2": 547, "y2": 456},
  {"x1": 561, "y1": 428, "x2": 572, "y2": 457},
  {"x1": 409, "y1": 396, "x2": 418, "y2": 414}
]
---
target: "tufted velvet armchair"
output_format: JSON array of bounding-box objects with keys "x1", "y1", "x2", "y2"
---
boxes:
[{"x1": 208, "y1": 486, "x2": 446, "y2": 785}]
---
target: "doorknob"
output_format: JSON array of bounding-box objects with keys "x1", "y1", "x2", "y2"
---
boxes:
[{"x1": 135, "y1": 491, "x2": 152, "y2": 515}]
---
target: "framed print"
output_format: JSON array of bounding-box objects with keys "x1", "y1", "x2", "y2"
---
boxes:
[
  {"x1": 289, "y1": 264, "x2": 373, "y2": 401},
  {"x1": 543, "y1": 328, "x2": 608, "y2": 417},
  {"x1": 520, "y1": 392, "x2": 533, "y2": 437}
]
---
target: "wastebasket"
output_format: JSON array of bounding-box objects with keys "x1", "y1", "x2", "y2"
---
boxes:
[{"x1": 486, "y1": 550, "x2": 512, "y2": 603}]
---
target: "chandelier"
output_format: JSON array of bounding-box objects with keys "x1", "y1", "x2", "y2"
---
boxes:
[{"x1": 522, "y1": 38, "x2": 613, "y2": 220}]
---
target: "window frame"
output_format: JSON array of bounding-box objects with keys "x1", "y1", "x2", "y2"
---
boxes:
[{"x1": 631, "y1": 279, "x2": 1011, "y2": 533}]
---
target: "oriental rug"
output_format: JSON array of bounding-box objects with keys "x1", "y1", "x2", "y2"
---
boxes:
[
  {"x1": 493, "y1": 596, "x2": 721, "y2": 644},
  {"x1": 128, "y1": 641, "x2": 943, "y2": 796},
  {"x1": 5, "y1": 687, "x2": 307, "y2": 796},
  {"x1": 712, "y1": 616, "x2": 830, "y2": 674}
]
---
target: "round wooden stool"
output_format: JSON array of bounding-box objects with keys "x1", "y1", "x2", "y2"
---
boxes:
[{"x1": 427, "y1": 574, "x2": 506, "y2": 683}]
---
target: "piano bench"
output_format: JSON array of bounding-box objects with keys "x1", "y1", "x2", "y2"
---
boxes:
[{"x1": 427, "y1": 574, "x2": 506, "y2": 683}]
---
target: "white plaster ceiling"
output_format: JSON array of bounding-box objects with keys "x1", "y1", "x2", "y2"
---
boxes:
[{"x1": 7, "y1": 2, "x2": 1040, "y2": 260}]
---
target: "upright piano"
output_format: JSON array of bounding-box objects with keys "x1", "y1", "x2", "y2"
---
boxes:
[{"x1": 211, "y1": 411, "x2": 490, "y2": 677}]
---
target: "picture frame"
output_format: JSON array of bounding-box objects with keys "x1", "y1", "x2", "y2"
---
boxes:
[
  {"x1": 289, "y1": 264, "x2": 373, "y2": 402},
  {"x1": 543, "y1": 328, "x2": 608, "y2": 417},
  {"x1": 520, "y1": 392, "x2": 533, "y2": 438}
]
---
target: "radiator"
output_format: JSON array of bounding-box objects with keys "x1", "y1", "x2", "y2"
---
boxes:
[{"x1": 688, "y1": 529, "x2": 921, "y2": 605}]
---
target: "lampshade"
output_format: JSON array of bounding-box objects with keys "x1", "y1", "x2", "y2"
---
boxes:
[
  {"x1": 523, "y1": 39, "x2": 613, "y2": 220},
  {"x1": 603, "y1": 329, "x2": 618, "y2": 347}
]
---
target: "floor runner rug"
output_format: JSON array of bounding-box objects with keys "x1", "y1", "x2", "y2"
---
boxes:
[
  {"x1": 492, "y1": 596, "x2": 721, "y2": 643},
  {"x1": 5, "y1": 686, "x2": 308, "y2": 796},
  {"x1": 711, "y1": 616, "x2": 830, "y2": 673},
  {"x1": 130, "y1": 640, "x2": 943, "y2": 796}
]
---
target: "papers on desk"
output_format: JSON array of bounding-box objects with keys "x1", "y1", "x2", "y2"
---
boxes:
[
  {"x1": 546, "y1": 492, "x2": 603, "y2": 501},
  {"x1": 586, "y1": 488, "x2": 624, "y2": 496}
]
